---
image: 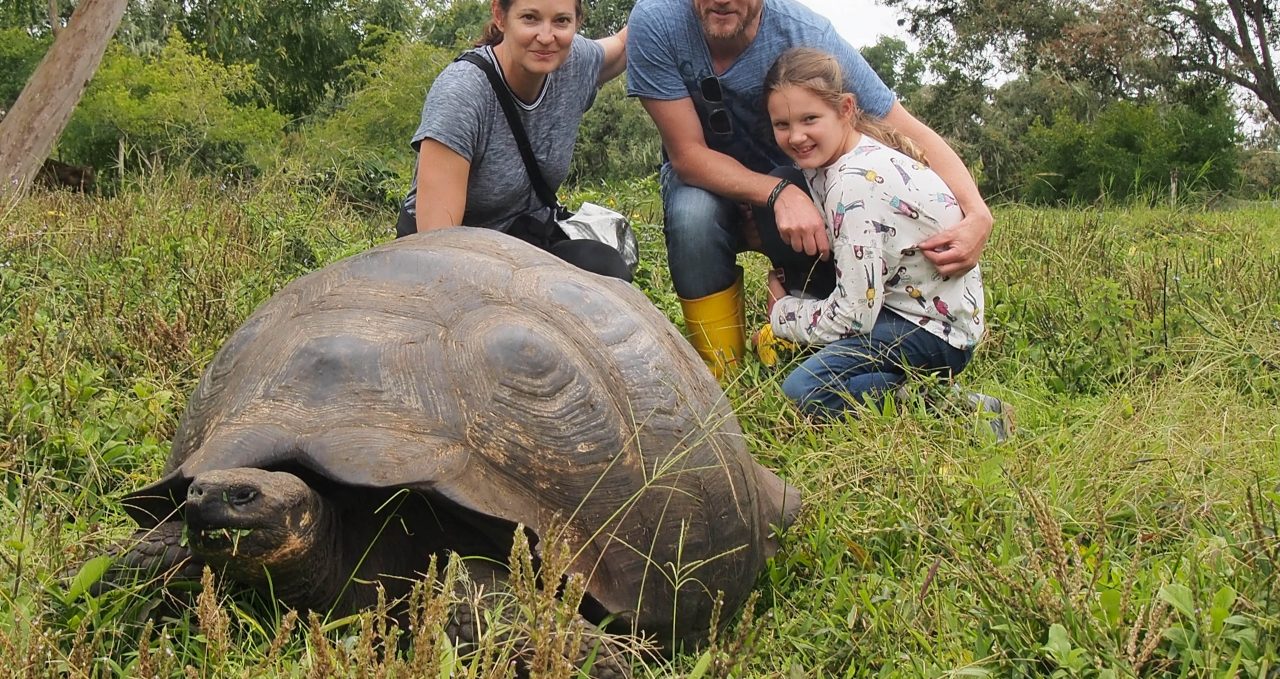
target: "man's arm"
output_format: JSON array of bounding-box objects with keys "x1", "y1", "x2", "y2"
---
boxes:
[
  {"x1": 880, "y1": 102, "x2": 993, "y2": 276},
  {"x1": 595, "y1": 26, "x2": 628, "y2": 86},
  {"x1": 641, "y1": 96, "x2": 831, "y2": 257}
]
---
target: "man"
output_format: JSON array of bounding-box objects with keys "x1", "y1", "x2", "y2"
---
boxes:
[{"x1": 627, "y1": 0, "x2": 993, "y2": 376}]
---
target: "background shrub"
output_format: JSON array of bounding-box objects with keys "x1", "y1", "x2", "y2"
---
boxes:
[{"x1": 58, "y1": 35, "x2": 287, "y2": 181}]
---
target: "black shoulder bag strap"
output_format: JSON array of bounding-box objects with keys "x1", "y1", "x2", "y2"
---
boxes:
[{"x1": 455, "y1": 51, "x2": 565, "y2": 217}]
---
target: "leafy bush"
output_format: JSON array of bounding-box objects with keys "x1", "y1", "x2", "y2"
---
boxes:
[
  {"x1": 569, "y1": 77, "x2": 663, "y2": 184},
  {"x1": 1236, "y1": 147, "x2": 1280, "y2": 198},
  {"x1": 0, "y1": 27, "x2": 49, "y2": 108},
  {"x1": 1021, "y1": 94, "x2": 1239, "y2": 204},
  {"x1": 291, "y1": 38, "x2": 454, "y2": 207},
  {"x1": 58, "y1": 35, "x2": 287, "y2": 180}
]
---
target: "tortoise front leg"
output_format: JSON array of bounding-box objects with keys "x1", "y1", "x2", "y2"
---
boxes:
[{"x1": 91, "y1": 521, "x2": 206, "y2": 594}]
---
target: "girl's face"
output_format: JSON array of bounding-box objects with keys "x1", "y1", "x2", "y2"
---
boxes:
[
  {"x1": 767, "y1": 84, "x2": 856, "y2": 170},
  {"x1": 494, "y1": 0, "x2": 579, "y2": 77}
]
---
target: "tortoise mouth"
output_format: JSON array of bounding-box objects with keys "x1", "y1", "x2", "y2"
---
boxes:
[{"x1": 187, "y1": 524, "x2": 268, "y2": 556}]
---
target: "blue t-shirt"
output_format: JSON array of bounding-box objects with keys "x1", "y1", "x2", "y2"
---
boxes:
[{"x1": 627, "y1": 0, "x2": 896, "y2": 174}]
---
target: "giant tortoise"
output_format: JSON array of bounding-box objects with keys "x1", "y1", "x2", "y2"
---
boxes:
[{"x1": 116, "y1": 227, "x2": 801, "y2": 668}]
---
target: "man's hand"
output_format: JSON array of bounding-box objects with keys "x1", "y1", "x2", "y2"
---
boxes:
[
  {"x1": 917, "y1": 208, "x2": 993, "y2": 277},
  {"x1": 773, "y1": 184, "x2": 829, "y2": 259}
]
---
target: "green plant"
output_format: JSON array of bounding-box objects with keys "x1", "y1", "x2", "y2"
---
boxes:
[
  {"x1": 58, "y1": 35, "x2": 287, "y2": 182},
  {"x1": 1, "y1": 174, "x2": 1277, "y2": 677}
]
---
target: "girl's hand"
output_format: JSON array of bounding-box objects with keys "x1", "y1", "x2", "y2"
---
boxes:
[{"x1": 766, "y1": 269, "x2": 787, "y2": 316}]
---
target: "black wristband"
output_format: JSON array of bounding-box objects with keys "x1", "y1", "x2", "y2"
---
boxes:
[{"x1": 766, "y1": 178, "x2": 794, "y2": 211}]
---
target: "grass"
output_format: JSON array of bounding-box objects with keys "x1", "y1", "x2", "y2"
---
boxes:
[{"x1": 1, "y1": 171, "x2": 1278, "y2": 677}]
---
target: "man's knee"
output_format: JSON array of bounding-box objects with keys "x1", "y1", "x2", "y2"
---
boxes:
[{"x1": 664, "y1": 187, "x2": 733, "y2": 239}]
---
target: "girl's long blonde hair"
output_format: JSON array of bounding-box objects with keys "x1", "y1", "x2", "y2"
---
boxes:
[{"x1": 764, "y1": 47, "x2": 927, "y2": 166}]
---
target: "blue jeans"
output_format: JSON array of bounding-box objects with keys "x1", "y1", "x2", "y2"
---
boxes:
[
  {"x1": 660, "y1": 163, "x2": 746, "y2": 299},
  {"x1": 782, "y1": 310, "x2": 973, "y2": 418},
  {"x1": 662, "y1": 163, "x2": 837, "y2": 299}
]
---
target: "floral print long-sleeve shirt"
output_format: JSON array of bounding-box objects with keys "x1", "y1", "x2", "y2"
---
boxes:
[{"x1": 769, "y1": 135, "x2": 985, "y2": 351}]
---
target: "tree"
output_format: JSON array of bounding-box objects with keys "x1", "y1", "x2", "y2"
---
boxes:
[
  {"x1": 176, "y1": 0, "x2": 412, "y2": 120},
  {"x1": 1154, "y1": 0, "x2": 1279, "y2": 123},
  {"x1": 0, "y1": 0, "x2": 127, "y2": 201},
  {"x1": 861, "y1": 36, "x2": 925, "y2": 105},
  {"x1": 581, "y1": 0, "x2": 634, "y2": 38},
  {"x1": 421, "y1": 0, "x2": 489, "y2": 47},
  {"x1": 884, "y1": 0, "x2": 1279, "y2": 125}
]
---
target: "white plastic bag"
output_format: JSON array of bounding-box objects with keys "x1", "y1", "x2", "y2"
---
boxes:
[{"x1": 557, "y1": 202, "x2": 639, "y2": 274}]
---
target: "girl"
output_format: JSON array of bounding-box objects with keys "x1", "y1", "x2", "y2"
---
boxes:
[
  {"x1": 758, "y1": 47, "x2": 987, "y2": 418},
  {"x1": 395, "y1": 0, "x2": 630, "y2": 279}
]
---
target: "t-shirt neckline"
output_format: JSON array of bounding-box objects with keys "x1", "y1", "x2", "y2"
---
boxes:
[{"x1": 484, "y1": 45, "x2": 549, "y2": 109}]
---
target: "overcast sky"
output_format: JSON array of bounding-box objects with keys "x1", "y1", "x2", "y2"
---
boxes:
[{"x1": 793, "y1": 0, "x2": 905, "y2": 48}]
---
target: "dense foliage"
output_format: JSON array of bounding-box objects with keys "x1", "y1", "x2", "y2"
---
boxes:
[
  {"x1": 4, "y1": 0, "x2": 1275, "y2": 201},
  {"x1": 59, "y1": 36, "x2": 287, "y2": 177},
  {"x1": 1021, "y1": 93, "x2": 1240, "y2": 203},
  {"x1": 0, "y1": 27, "x2": 49, "y2": 109}
]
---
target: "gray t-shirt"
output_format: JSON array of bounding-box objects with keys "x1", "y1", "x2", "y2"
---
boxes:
[
  {"x1": 627, "y1": 0, "x2": 895, "y2": 174},
  {"x1": 403, "y1": 36, "x2": 605, "y2": 231}
]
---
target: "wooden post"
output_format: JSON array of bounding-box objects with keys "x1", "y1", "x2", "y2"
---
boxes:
[{"x1": 0, "y1": 0, "x2": 127, "y2": 203}]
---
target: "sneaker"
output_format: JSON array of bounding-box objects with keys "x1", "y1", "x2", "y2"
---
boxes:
[
  {"x1": 960, "y1": 390, "x2": 1015, "y2": 443},
  {"x1": 752, "y1": 323, "x2": 799, "y2": 367}
]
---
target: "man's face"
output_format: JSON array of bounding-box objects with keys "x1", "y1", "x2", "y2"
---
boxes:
[{"x1": 693, "y1": 0, "x2": 763, "y2": 41}]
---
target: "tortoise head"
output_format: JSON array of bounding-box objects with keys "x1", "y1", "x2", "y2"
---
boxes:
[{"x1": 184, "y1": 468, "x2": 333, "y2": 586}]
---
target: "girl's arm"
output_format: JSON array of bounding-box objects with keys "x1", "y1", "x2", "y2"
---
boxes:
[
  {"x1": 413, "y1": 140, "x2": 470, "y2": 233},
  {"x1": 880, "y1": 103, "x2": 992, "y2": 276},
  {"x1": 770, "y1": 183, "x2": 884, "y2": 345},
  {"x1": 595, "y1": 26, "x2": 628, "y2": 86}
]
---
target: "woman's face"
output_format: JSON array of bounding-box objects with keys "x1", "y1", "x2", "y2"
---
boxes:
[{"x1": 494, "y1": 0, "x2": 579, "y2": 77}]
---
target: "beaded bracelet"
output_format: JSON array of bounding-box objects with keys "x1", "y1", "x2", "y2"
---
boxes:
[{"x1": 766, "y1": 177, "x2": 794, "y2": 211}]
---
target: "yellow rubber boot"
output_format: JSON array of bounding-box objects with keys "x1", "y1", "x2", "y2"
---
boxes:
[{"x1": 679, "y1": 273, "x2": 746, "y2": 379}]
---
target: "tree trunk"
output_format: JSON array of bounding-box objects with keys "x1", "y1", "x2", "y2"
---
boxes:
[
  {"x1": 49, "y1": 0, "x2": 61, "y2": 36},
  {"x1": 0, "y1": 0, "x2": 127, "y2": 203}
]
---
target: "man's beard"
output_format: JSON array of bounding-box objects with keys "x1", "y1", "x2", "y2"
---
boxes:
[{"x1": 700, "y1": 3, "x2": 761, "y2": 41}]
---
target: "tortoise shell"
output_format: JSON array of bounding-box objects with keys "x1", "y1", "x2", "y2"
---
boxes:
[{"x1": 126, "y1": 228, "x2": 800, "y2": 650}]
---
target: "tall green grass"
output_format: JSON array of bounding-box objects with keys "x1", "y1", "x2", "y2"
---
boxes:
[{"x1": 1, "y1": 173, "x2": 1277, "y2": 677}]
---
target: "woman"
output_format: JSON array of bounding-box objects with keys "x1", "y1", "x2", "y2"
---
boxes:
[{"x1": 396, "y1": 0, "x2": 631, "y2": 279}]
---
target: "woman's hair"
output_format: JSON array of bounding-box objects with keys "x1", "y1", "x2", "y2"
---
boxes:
[
  {"x1": 764, "y1": 47, "x2": 926, "y2": 165},
  {"x1": 478, "y1": 0, "x2": 584, "y2": 46}
]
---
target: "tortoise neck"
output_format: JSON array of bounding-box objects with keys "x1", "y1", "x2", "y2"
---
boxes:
[{"x1": 259, "y1": 501, "x2": 347, "y2": 611}]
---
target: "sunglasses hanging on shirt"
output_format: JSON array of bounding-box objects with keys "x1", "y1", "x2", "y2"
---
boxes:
[{"x1": 699, "y1": 76, "x2": 733, "y2": 136}]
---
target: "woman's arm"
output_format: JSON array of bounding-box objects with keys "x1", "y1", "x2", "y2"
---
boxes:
[
  {"x1": 595, "y1": 26, "x2": 628, "y2": 86},
  {"x1": 413, "y1": 139, "x2": 470, "y2": 233}
]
